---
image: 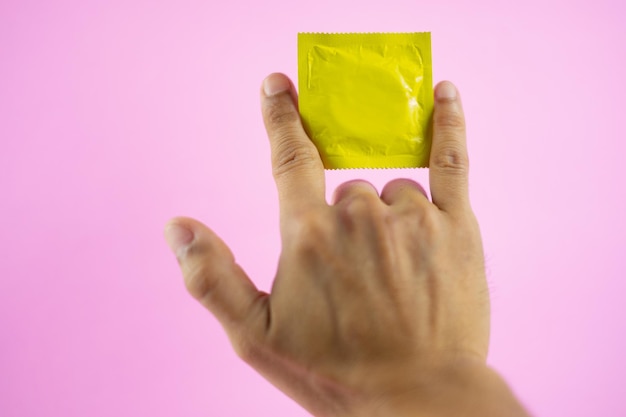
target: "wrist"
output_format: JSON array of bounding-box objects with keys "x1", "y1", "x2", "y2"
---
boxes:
[{"x1": 340, "y1": 359, "x2": 530, "y2": 417}]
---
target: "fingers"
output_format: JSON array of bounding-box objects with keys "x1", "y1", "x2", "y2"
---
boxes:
[
  {"x1": 380, "y1": 179, "x2": 429, "y2": 208},
  {"x1": 164, "y1": 217, "x2": 264, "y2": 332},
  {"x1": 331, "y1": 180, "x2": 379, "y2": 205},
  {"x1": 333, "y1": 179, "x2": 430, "y2": 212},
  {"x1": 261, "y1": 73, "x2": 326, "y2": 216},
  {"x1": 429, "y1": 81, "x2": 470, "y2": 214}
]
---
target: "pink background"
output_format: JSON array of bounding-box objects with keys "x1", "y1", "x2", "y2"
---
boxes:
[{"x1": 2, "y1": 0, "x2": 625, "y2": 416}]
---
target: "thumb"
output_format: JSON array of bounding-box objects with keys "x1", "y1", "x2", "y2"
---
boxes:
[{"x1": 164, "y1": 216, "x2": 264, "y2": 333}]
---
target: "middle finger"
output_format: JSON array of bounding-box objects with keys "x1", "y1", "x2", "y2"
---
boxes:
[{"x1": 331, "y1": 180, "x2": 380, "y2": 206}]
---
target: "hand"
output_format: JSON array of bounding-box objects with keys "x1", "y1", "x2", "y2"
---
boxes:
[{"x1": 164, "y1": 73, "x2": 528, "y2": 417}]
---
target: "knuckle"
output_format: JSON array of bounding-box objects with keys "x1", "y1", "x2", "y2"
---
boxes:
[
  {"x1": 289, "y1": 212, "x2": 333, "y2": 255},
  {"x1": 265, "y1": 99, "x2": 299, "y2": 127},
  {"x1": 432, "y1": 145, "x2": 469, "y2": 174},
  {"x1": 231, "y1": 334, "x2": 256, "y2": 363},
  {"x1": 339, "y1": 193, "x2": 381, "y2": 218},
  {"x1": 395, "y1": 205, "x2": 441, "y2": 235},
  {"x1": 183, "y1": 261, "x2": 220, "y2": 301},
  {"x1": 337, "y1": 195, "x2": 390, "y2": 235},
  {"x1": 434, "y1": 108, "x2": 465, "y2": 130},
  {"x1": 272, "y1": 136, "x2": 319, "y2": 179},
  {"x1": 418, "y1": 207, "x2": 441, "y2": 231}
]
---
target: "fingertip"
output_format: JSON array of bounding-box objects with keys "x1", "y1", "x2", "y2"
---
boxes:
[
  {"x1": 435, "y1": 81, "x2": 458, "y2": 102},
  {"x1": 263, "y1": 72, "x2": 292, "y2": 97},
  {"x1": 164, "y1": 216, "x2": 214, "y2": 258},
  {"x1": 164, "y1": 219, "x2": 195, "y2": 258}
]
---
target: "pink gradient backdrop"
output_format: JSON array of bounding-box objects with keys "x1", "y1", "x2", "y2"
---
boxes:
[{"x1": 1, "y1": 0, "x2": 625, "y2": 416}]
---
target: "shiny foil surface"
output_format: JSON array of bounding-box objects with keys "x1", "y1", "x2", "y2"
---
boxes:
[{"x1": 298, "y1": 32, "x2": 433, "y2": 169}]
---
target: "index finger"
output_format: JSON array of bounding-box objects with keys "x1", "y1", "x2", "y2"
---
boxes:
[
  {"x1": 260, "y1": 73, "x2": 326, "y2": 216},
  {"x1": 429, "y1": 81, "x2": 471, "y2": 214}
]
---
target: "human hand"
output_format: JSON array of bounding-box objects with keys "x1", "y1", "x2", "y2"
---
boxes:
[{"x1": 164, "y1": 73, "x2": 528, "y2": 417}]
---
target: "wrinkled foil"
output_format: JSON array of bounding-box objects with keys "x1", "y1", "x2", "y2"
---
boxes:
[{"x1": 298, "y1": 33, "x2": 433, "y2": 169}]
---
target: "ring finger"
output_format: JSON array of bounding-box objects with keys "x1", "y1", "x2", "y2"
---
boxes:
[{"x1": 380, "y1": 178, "x2": 430, "y2": 208}]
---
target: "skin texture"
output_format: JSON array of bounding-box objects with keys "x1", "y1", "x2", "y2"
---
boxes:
[{"x1": 163, "y1": 73, "x2": 531, "y2": 417}]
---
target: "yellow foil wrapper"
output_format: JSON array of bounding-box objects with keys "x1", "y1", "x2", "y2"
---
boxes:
[{"x1": 298, "y1": 32, "x2": 433, "y2": 169}]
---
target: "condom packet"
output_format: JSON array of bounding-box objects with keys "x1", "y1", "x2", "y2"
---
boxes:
[{"x1": 298, "y1": 32, "x2": 433, "y2": 169}]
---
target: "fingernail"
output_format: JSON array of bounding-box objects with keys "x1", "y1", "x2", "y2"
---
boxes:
[
  {"x1": 263, "y1": 73, "x2": 291, "y2": 97},
  {"x1": 164, "y1": 222, "x2": 194, "y2": 257},
  {"x1": 436, "y1": 81, "x2": 457, "y2": 101}
]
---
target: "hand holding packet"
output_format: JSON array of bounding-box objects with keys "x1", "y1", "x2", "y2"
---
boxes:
[{"x1": 297, "y1": 32, "x2": 433, "y2": 169}]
